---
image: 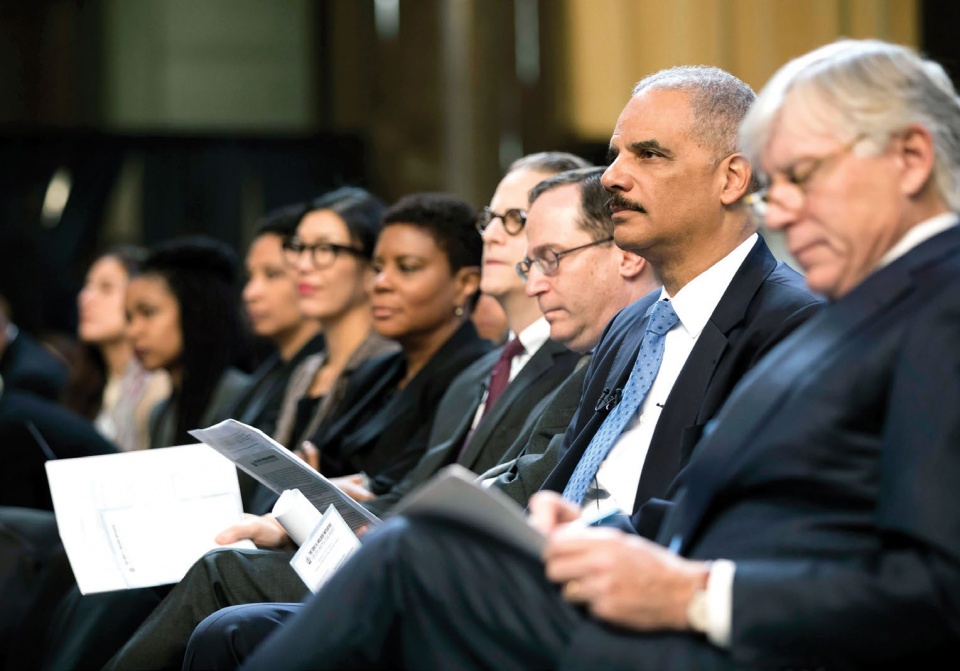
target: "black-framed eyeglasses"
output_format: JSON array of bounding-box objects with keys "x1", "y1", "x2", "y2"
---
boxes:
[
  {"x1": 516, "y1": 236, "x2": 614, "y2": 280},
  {"x1": 744, "y1": 133, "x2": 868, "y2": 222},
  {"x1": 282, "y1": 238, "x2": 366, "y2": 270},
  {"x1": 476, "y1": 207, "x2": 527, "y2": 236}
]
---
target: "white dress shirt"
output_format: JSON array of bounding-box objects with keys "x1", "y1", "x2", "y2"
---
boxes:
[{"x1": 589, "y1": 234, "x2": 759, "y2": 515}]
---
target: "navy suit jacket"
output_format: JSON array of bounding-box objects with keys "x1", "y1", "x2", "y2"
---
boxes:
[
  {"x1": 638, "y1": 225, "x2": 960, "y2": 669},
  {"x1": 541, "y1": 237, "x2": 821, "y2": 529}
]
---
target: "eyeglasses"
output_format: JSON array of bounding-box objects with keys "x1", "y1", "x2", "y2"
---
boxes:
[
  {"x1": 282, "y1": 238, "x2": 366, "y2": 270},
  {"x1": 516, "y1": 237, "x2": 614, "y2": 280},
  {"x1": 745, "y1": 133, "x2": 868, "y2": 222},
  {"x1": 476, "y1": 207, "x2": 526, "y2": 235}
]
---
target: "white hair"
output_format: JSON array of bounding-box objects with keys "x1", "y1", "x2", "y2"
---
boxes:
[{"x1": 740, "y1": 39, "x2": 960, "y2": 209}]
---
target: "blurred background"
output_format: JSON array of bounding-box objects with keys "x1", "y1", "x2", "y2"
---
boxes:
[{"x1": 0, "y1": 0, "x2": 951, "y2": 338}]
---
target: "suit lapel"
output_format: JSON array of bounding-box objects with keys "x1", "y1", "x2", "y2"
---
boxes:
[
  {"x1": 633, "y1": 238, "x2": 777, "y2": 511},
  {"x1": 540, "y1": 298, "x2": 656, "y2": 492},
  {"x1": 667, "y1": 230, "x2": 960, "y2": 553},
  {"x1": 458, "y1": 340, "x2": 568, "y2": 468},
  {"x1": 442, "y1": 353, "x2": 497, "y2": 463}
]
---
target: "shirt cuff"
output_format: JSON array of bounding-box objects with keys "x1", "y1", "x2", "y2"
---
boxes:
[{"x1": 704, "y1": 558, "x2": 735, "y2": 648}]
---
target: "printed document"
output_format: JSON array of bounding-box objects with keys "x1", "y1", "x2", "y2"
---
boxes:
[
  {"x1": 189, "y1": 419, "x2": 380, "y2": 533},
  {"x1": 45, "y1": 444, "x2": 250, "y2": 594}
]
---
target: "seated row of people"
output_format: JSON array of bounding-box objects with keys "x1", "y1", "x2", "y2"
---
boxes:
[
  {"x1": 9, "y1": 36, "x2": 953, "y2": 670},
  {"x1": 187, "y1": 39, "x2": 960, "y2": 670},
  {"x1": 1, "y1": 164, "x2": 585, "y2": 667},
  {"x1": 107, "y1": 83, "x2": 825, "y2": 665}
]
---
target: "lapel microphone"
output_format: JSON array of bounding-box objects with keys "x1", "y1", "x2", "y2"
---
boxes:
[{"x1": 594, "y1": 388, "x2": 623, "y2": 412}]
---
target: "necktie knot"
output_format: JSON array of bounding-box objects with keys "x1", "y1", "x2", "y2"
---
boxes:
[
  {"x1": 500, "y1": 336, "x2": 526, "y2": 362},
  {"x1": 645, "y1": 300, "x2": 680, "y2": 336}
]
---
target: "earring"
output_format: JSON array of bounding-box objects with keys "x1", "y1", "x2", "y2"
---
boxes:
[{"x1": 453, "y1": 305, "x2": 464, "y2": 317}]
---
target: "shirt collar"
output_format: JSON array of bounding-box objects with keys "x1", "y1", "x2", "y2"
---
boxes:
[
  {"x1": 876, "y1": 212, "x2": 958, "y2": 270},
  {"x1": 512, "y1": 316, "x2": 551, "y2": 355},
  {"x1": 660, "y1": 233, "x2": 758, "y2": 339}
]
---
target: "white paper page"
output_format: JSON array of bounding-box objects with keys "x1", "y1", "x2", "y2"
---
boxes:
[
  {"x1": 390, "y1": 464, "x2": 546, "y2": 557},
  {"x1": 45, "y1": 444, "x2": 252, "y2": 594},
  {"x1": 189, "y1": 419, "x2": 380, "y2": 533},
  {"x1": 290, "y1": 504, "x2": 362, "y2": 593}
]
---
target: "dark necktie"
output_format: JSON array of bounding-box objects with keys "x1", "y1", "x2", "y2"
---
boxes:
[
  {"x1": 562, "y1": 299, "x2": 680, "y2": 504},
  {"x1": 457, "y1": 337, "x2": 525, "y2": 461},
  {"x1": 480, "y1": 336, "x2": 525, "y2": 419}
]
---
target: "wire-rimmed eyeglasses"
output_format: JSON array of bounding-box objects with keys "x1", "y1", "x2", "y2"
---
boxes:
[
  {"x1": 516, "y1": 237, "x2": 614, "y2": 280},
  {"x1": 282, "y1": 238, "x2": 366, "y2": 270},
  {"x1": 744, "y1": 133, "x2": 868, "y2": 222},
  {"x1": 476, "y1": 207, "x2": 527, "y2": 235}
]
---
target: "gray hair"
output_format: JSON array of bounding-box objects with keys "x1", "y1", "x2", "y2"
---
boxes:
[
  {"x1": 507, "y1": 151, "x2": 592, "y2": 176},
  {"x1": 528, "y1": 166, "x2": 612, "y2": 241},
  {"x1": 633, "y1": 65, "x2": 756, "y2": 162},
  {"x1": 740, "y1": 39, "x2": 960, "y2": 209}
]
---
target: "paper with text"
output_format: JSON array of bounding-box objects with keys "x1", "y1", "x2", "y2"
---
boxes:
[
  {"x1": 45, "y1": 444, "x2": 252, "y2": 594},
  {"x1": 290, "y1": 504, "x2": 362, "y2": 592},
  {"x1": 189, "y1": 419, "x2": 380, "y2": 533}
]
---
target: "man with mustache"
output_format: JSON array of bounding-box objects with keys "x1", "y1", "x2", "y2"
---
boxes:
[
  {"x1": 180, "y1": 66, "x2": 824, "y2": 669},
  {"x1": 488, "y1": 66, "x2": 821, "y2": 538}
]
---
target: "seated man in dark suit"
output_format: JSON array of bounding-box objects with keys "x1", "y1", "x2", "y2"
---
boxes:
[
  {"x1": 488, "y1": 66, "x2": 819, "y2": 532},
  {"x1": 208, "y1": 39, "x2": 960, "y2": 670}
]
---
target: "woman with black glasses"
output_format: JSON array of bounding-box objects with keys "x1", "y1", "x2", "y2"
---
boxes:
[{"x1": 271, "y1": 187, "x2": 399, "y2": 454}]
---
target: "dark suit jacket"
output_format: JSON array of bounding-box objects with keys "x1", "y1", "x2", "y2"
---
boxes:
[
  {"x1": 366, "y1": 337, "x2": 579, "y2": 515},
  {"x1": 540, "y1": 238, "x2": 821, "y2": 528},
  {"x1": 0, "y1": 389, "x2": 117, "y2": 510},
  {"x1": 0, "y1": 329, "x2": 67, "y2": 401},
  {"x1": 630, "y1": 225, "x2": 960, "y2": 669},
  {"x1": 488, "y1": 358, "x2": 591, "y2": 507},
  {"x1": 228, "y1": 334, "x2": 325, "y2": 437},
  {"x1": 312, "y1": 321, "x2": 491, "y2": 496}
]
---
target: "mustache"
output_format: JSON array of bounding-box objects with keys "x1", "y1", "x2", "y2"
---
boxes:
[{"x1": 606, "y1": 192, "x2": 645, "y2": 215}]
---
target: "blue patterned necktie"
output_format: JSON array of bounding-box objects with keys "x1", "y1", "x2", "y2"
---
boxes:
[{"x1": 562, "y1": 299, "x2": 680, "y2": 504}]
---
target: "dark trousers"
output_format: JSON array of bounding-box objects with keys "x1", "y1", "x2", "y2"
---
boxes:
[
  {"x1": 1, "y1": 508, "x2": 169, "y2": 670},
  {"x1": 105, "y1": 547, "x2": 307, "y2": 670},
  {"x1": 216, "y1": 517, "x2": 733, "y2": 671}
]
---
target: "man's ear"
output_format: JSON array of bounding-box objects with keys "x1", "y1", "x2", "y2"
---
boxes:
[
  {"x1": 897, "y1": 124, "x2": 937, "y2": 199},
  {"x1": 618, "y1": 250, "x2": 648, "y2": 279},
  {"x1": 719, "y1": 153, "x2": 752, "y2": 206}
]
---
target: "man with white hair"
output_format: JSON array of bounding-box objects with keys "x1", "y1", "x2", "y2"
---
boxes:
[{"x1": 219, "y1": 39, "x2": 960, "y2": 670}]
